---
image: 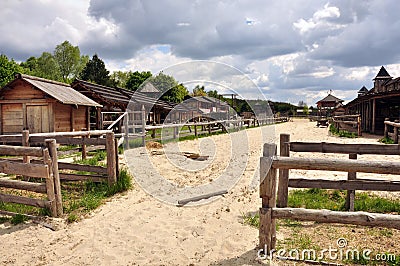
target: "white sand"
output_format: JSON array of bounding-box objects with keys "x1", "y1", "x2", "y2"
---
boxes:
[{"x1": 0, "y1": 119, "x2": 398, "y2": 265}]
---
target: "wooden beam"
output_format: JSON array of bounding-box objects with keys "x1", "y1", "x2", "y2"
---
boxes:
[
  {"x1": 277, "y1": 134, "x2": 290, "y2": 208},
  {"x1": 289, "y1": 142, "x2": 400, "y2": 155},
  {"x1": 0, "y1": 145, "x2": 44, "y2": 157},
  {"x1": 272, "y1": 157, "x2": 400, "y2": 175},
  {"x1": 272, "y1": 207, "x2": 400, "y2": 229},
  {"x1": 0, "y1": 160, "x2": 48, "y2": 178},
  {"x1": 58, "y1": 162, "x2": 107, "y2": 174},
  {"x1": 0, "y1": 193, "x2": 50, "y2": 209},
  {"x1": 0, "y1": 179, "x2": 46, "y2": 193},
  {"x1": 288, "y1": 178, "x2": 400, "y2": 191},
  {"x1": 59, "y1": 173, "x2": 106, "y2": 182},
  {"x1": 177, "y1": 190, "x2": 228, "y2": 206}
]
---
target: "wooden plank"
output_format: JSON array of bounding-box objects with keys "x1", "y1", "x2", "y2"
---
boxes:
[
  {"x1": 288, "y1": 178, "x2": 400, "y2": 191},
  {"x1": 42, "y1": 148, "x2": 57, "y2": 217},
  {"x1": 0, "y1": 178, "x2": 46, "y2": 193},
  {"x1": 59, "y1": 173, "x2": 106, "y2": 182},
  {"x1": 0, "y1": 160, "x2": 48, "y2": 178},
  {"x1": 346, "y1": 153, "x2": 357, "y2": 211},
  {"x1": 0, "y1": 193, "x2": 50, "y2": 209},
  {"x1": 45, "y1": 139, "x2": 63, "y2": 216},
  {"x1": 30, "y1": 130, "x2": 111, "y2": 138},
  {"x1": 58, "y1": 162, "x2": 108, "y2": 174},
  {"x1": 289, "y1": 142, "x2": 400, "y2": 155},
  {"x1": 272, "y1": 207, "x2": 400, "y2": 229},
  {"x1": 0, "y1": 145, "x2": 44, "y2": 157},
  {"x1": 30, "y1": 136, "x2": 107, "y2": 146},
  {"x1": 177, "y1": 190, "x2": 228, "y2": 206},
  {"x1": 272, "y1": 157, "x2": 400, "y2": 175}
]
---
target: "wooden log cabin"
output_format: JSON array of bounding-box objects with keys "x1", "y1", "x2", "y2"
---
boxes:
[
  {"x1": 0, "y1": 74, "x2": 101, "y2": 134},
  {"x1": 345, "y1": 66, "x2": 400, "y2": 134}
]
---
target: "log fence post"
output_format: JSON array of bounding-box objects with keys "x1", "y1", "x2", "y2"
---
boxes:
[
  {"x1": 345, "y1": 153, "x2": 357, "y2": 211},
  {"x1": 22, "y1": 130, "x2": 30, "y2": 180},
  {"x1": 106, "y1": 132, "x2": 117, "y2": 185},
  {"x1": 277, "y1": 134, "x2": 290, "y2": 207},
  {"x1": 259, "y1": 143, "x2": 277, "y2": 254},
  {"x1": 384, "y1": 118, "x2": 389, "y2": 138},
  {"x1": 394, "y1": 120, "x2": 399, "y2": 144},
  {"x1": 45, "y1": 139, "x2": 63, "y2": 216},
  {"x1": 141, "y1": 105, "x2": 146, "y2": 146}
]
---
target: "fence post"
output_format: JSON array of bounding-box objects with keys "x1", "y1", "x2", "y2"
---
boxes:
[
  {"x1": 45, "y1": 139, "x2": 63, "y2": 216},
  {"x1": 384, "y1": 118, "x2": 389, "y2": 138},
  {"x1": 277, "y1": 134, "x2": 290, "y2": 207},
  {"x1": 114, "y1": 137, "x2": 119, "y2": 178},
  {"x1": 259, "y1": 143, "x2": 277, "y2": 254},
  {"x1": 357, "y1": 115, "x2": 362, "y2": 136},
  {"x1": 22, "y1": 130, "x2": 30, "y2": 180},
  {"x1": 106, "y1": 132, "x2": 117, "y2": 185},
  {"x1": 82, "y1": 130, "x2": 87, "y2": 160},
  {"x1": 42, "y1": 147, "x2": 57, "y2": 217},
  {"x1": 194, "y1": 122, "x2": 198, "y2": 137},
  {"x1": 125, "y1": 112, "x2": 129, "y2": 149},
  {"x1": 141, "y1": 105, "x2": 146, "y2": 146},
  {"x1": 345, "y1": 153, "x2": 357, "y2": 211},
  {"x1": 394, "y1": 120, "x2": 399, "y2": 144}
]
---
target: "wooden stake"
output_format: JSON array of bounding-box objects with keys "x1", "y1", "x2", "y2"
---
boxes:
[
  {"x1": 277, "y1": 134, "x2": 290, "y2": 208},
  {"x1": 45, "y1": 139, "x2": 63, "y2": 216},
  {"x1": 106, "y1": 132, "x2": 117, "y2": 185}
]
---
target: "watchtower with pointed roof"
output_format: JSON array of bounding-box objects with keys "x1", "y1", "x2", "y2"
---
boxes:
[{"x1": 373, "y1": 66, "x2": 392, "y2": 93}]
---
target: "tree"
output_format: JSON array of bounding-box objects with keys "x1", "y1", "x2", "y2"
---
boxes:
[
  {"x1": 35, "y1": 52, "x2": 61, "y2": 81},
  {"x1": 192, "y1": 85, "x2": 207, "y2": 96},
  {"x1": 303, "y1": 104, "x2": 309, "y2": 115},
  {"x1": 125, "y1": 71, "x2": 152, "y2": 91},
  {"x1": 111, "y1": 70, "x2": 132, "y2": 88},
  {"x1": 80, "y1": 54, "x2": 114, "y2": 87},
  {"x1": 0, "y1": 54, "x2": 22, "y2": 87},
  {"x1": 54, "y1": 40, "x2": 82, "y2": 82},
  {"x1": 207, "y1": 90, "x2": 219, "y2": 98},
  {"x1": 148, "y1": 72, "x2": 188, "y2": 103}
]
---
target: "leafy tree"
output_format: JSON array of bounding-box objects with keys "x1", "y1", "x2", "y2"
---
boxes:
[
  {"x1": 148, "y1": 72, "x2": 188, "y2": 103},
  {"x1": 192, "y1": 85, "x2": 207, "y2": 96},
  {"x1": 54, "y1": 40, "x2": 82, "y2": 82},
  {"x1": 80, "y1": 54, "x2": 114, "y2": 87},
  {"x1": 125, "y1": 71, "x2": 152, "y2": 91},
  {"x1": 0, "y1": 54, "x2": 22, "y2": 87},
  {"x1": 111, "y1": 70, "x2": 132, "y2": 88},
  {"x1": 19, "y1": 56, "x2": 37, "y2": 74},
  {"x1": 207, "y1": 90, "x2": 219, "y2": 98},
  {"x1": 35, "y1": 52, "x2": 61, "y2": 81},
  {"x1": 303, "y1": 104, "x2": 309, "y2": 115}
]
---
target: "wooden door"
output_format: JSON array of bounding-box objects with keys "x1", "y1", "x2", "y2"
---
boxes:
[{"x1": 26, "y1": 105, "x2": 50, "y2": 133}]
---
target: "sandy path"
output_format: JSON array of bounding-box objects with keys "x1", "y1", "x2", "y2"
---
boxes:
[{"x1": 0, "y1": 119, "x2": 397, "y2": 265}]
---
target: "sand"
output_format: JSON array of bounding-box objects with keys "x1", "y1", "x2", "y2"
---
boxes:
[{"x1": 0, "y1": 119, "x2": 398, "y2": 265}]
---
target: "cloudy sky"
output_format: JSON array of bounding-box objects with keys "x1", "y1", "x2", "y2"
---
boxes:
[{"x1": 2, "y1": 0, "x2": 400, "y2": 106}]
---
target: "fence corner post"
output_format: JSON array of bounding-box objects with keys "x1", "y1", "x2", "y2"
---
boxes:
[
  {"x1": 106, "y1": 132, "x2": 117, "y2": 185},
  {"x1": 277, "y1": 134, "x2": 290, "y2": 208},
  {"x1": 259, "y1": 143, "x2": 277, "y2": 254},
  {"x1": 45, "y1": 138, "x2": 63, "y2": 217}
]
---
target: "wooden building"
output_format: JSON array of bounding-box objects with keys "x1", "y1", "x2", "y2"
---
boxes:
[
  {"x1": 346, "y1": 66, "x2": 400, "y2": 134},
  {"x1": 316, "y1": 93, "x2": 344, "y2": 116},
  {"x1": 0, "y1": 74, "x2": 101, "y2": 134},
  {"x1": 71, "y1": 79, "x2": 179, "y2": 128}
]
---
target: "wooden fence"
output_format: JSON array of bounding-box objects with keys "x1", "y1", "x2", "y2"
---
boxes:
[
  {"x1": 0, "y1": 141, "x2": 62, "y2": 217},
  {"x1": 332, "y1": 114, "x2": 362, "y2": 136},
  {"x1": 0, "y1": 130, "x2": 117, "y2": 185},
  {"x1": 384, "y1": 118, "x2": 400, "y2": 143},
  {"x1": 259, "y1": 133, "x2": 400, "y2": 253}
]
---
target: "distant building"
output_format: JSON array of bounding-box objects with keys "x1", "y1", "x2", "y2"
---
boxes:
[
  {"x1": 316, "y1": 93, "x2": 344, "y2": 116},
  {"x1": 345, "y1": 66, "x2": 400, "y2": 134}
]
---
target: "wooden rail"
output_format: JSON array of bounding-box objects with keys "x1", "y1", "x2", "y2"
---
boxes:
[
  {"x1": 384, "y1": 118, "x2": 400, "y2": 143},
  {"x1": 0, "y1": 142, "x2": 62, "y2": 217},
  {"x1": 332, "y1": 114, "x2": 361, "y2": 136},
  {"x1": 259, "y1": 134, "x2": 400, "y2": 253}
]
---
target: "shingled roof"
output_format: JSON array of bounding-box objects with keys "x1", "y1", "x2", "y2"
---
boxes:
[
  {"x1": 316, "y1": 93, "x2": 343, "y2": 104},
  {"x1": 374, "y1": 66, "x2": 392, "y2": 80},
  {"x1": 4, "y1": 74, "x2": 101, "y2": 107}
]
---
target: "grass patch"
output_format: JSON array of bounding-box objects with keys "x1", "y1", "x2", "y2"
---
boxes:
[
  {"x1": 329, "y1": 124, "x2": 357, "y2": 138},
  {"x1": 63, "y1": 168, "x2": 132, "y2": 223},
  {"x1": 10, "y1": 213, "x2": 28, "y2": 225},
  {"x1": 242, "y1": 212, "x2": 259, "y2": 228},
  {"x1": 379, "y1": 136, "x2": 395, "y2": 144}
]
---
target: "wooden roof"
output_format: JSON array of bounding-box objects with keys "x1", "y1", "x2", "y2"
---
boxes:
[
  {"x1": 374, "y1": 66, "x2": 392, "y2": 80},
  {"x1": 316, "y1": 94, "x2": 344, "y2": 104},
  {"x1": 3, "y1": 74, "x2": 101, "y2": 107},
  {"x1": 71, "y1": 79, "x2": 181, "y2": 111}
]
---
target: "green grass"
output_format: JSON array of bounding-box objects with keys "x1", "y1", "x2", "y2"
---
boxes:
[
  {"x1": 379, "y1": 137, "x2": 395, "y2": 144},
  {"x1": 242, "y1": 212, "x2": 260, "y2": 228},
  {"x1": 329, "y1": 124, "x2": 358, "y2": 138}
]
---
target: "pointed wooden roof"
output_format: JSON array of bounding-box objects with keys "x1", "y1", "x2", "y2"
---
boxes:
[
  {"x1": 316, "y1": 93, "x2": 343, "y2": 104},
  {"x1": 358, "y1": 86, "x2": 369, "y2": 93},
  {"x1": 374, "y1": 66, "x2": 392, "y2": 80}
]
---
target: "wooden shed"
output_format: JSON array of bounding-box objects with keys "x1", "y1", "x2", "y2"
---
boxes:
[{"x1": 0, "y1": 73, "x2": 101, "y2": 134}]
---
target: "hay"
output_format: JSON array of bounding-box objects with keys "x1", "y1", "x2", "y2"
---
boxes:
[{"x1": 146, "y1": 141, "x2": 163, "y2": 149}]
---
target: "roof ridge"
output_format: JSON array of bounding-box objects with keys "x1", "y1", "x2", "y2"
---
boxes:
[{"x1": 17, "y1": 73, "x2": 70, "y2": 87}]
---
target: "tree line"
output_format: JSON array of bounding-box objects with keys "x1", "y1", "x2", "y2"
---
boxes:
[{"x1": 1, "y1": 40, "x2": 306, "y2": 113}]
